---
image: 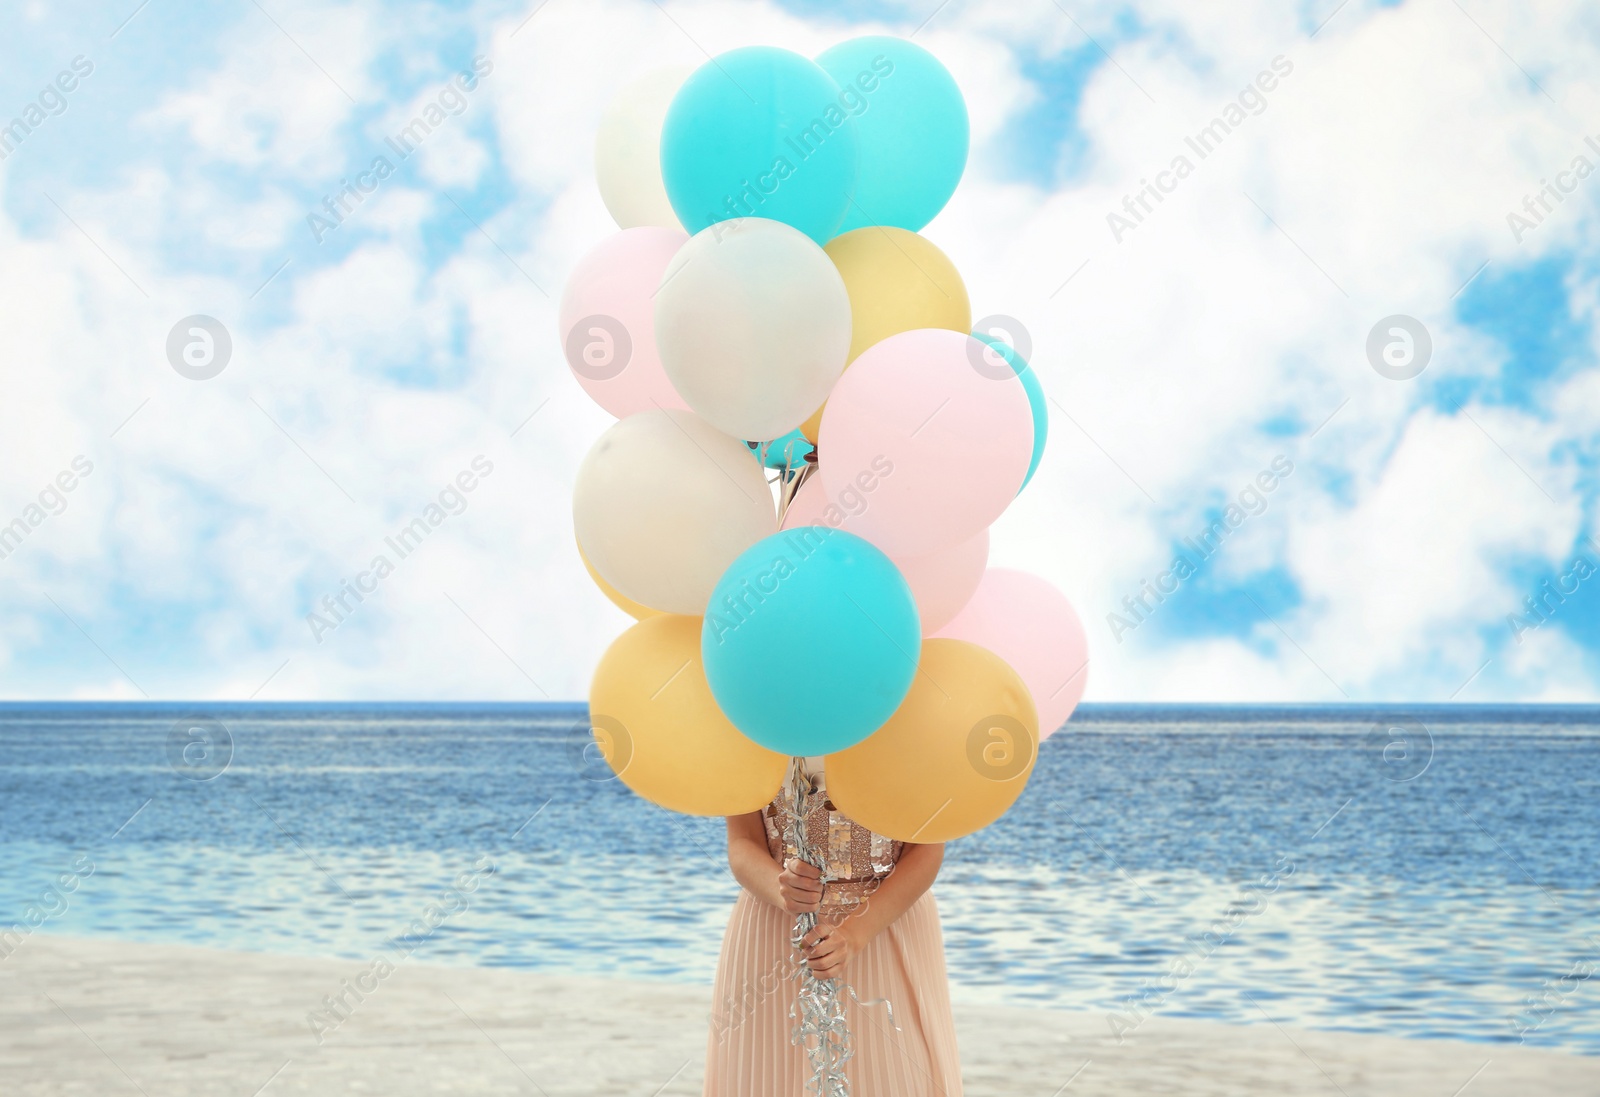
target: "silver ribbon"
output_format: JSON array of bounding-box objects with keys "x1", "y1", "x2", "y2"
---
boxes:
[
  {"x1": 782, "y1": 758, "x2": 901, "y2": 1096},
  {"x1": 773, "y1": 452, "x2": 815, "y2": 527}
]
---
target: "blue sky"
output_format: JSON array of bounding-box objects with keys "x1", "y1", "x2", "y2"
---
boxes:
[{"x1": 0, "y1": 0, "x2": 1597, "y2": 701}]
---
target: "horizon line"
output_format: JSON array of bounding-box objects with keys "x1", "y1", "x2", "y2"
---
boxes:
[{"x1": 1, "y1": 699, "x2": 1598, "y2": 711}]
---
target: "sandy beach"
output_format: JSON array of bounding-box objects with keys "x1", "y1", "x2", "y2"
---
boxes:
[{"x1": 0, "y1": 935, "x2": 1592, "y2": 1095}]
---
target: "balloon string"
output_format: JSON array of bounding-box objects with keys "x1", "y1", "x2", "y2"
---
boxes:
[
  {"x1": 783, "y1": 756, "x2": 897, "y2": 1096},
  {"x1": 847, "y1": 986, "x2": 900, "y2": 1032},
  {"x1": 775, "y1": 449, "x2": 815, "y2": 527}
]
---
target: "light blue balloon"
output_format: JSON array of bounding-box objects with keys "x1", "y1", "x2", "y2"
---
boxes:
[
  {"x1": 751, "y1": 429, "x2": 814, "y2": 470},
  {"x1": 974, "y1": 332, "x2": 1047, "y2": 490},
  {"x1": 817, "y1": 36, "x2": 968, "y2": 234},
  {"x1": 660, "y1": 47, "x2": 859, "y2": 245},
  {"x1": 702, "y1": 529, "x2": 919, "y2": 756}
]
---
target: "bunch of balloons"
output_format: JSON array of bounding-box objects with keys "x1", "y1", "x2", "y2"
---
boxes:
[{"x1": 567, "y1": 37, "x2": 1088, "y2": 844}]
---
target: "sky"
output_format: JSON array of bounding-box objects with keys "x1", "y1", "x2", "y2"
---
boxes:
[{"x1": 0, "y1": 0, "x2": 1596, "y2": 703}]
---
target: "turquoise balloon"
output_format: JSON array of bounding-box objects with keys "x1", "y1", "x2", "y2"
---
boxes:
[
  {"x1": 751, "y1": 429, "x2": 814, "y2": 470},
  {"x1": 974, "y1": 333, "x2": 1047, "y2": 490},
  {"x1": 660, "y1": 47, "x2": 859, "y2": 245},
  {"x1": 817, "y1": 37, "x2": 968, "y2": 233},
  {"x1": 703, "y1": 529, "x2": 919, "y2": 755}
]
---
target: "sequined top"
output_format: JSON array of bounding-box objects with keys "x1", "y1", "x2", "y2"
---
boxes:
[{"x1": 762, "y1": 792, "x2": 903, "y2": 911}]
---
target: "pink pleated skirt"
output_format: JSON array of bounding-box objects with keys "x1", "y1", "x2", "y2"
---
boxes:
[{"x1": 703, "y1": 890, "x2": 963, "y2": 1096}]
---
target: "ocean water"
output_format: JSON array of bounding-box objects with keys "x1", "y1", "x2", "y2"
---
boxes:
[{"x1": 0, "y1": 702, "x2": 1597, "y2": 1054}]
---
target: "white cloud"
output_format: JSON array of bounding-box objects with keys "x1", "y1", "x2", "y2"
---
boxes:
[{"x1": 1, "y1": 0, "x2": 1597, "y2": 702}]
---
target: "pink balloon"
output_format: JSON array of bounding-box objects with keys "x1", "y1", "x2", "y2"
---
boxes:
[
  {"x1": 817, "y1": 329, "x2": 1032, "y2": 556},
  {"x1": 779, "y1": 469, "x2": 862, "y2": 533},
  {"x1": 559, "y1": 227, "x2": 690, "y2": 418},
  {"x1": 934, "y1": 568, "x2": 1089, "y2": 739},
  {"x1": 781, "y1": 474, "x2": 988, "y2": 634},
  {"x1": 896, "y1": 532, "x2": 989, "y2": 634}
]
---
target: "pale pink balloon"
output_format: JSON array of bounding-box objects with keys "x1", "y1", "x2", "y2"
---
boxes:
[
  {"x1": 817, "y1": 329, "x2": 1032, "y2": 556},
  {"x1": 934, "y1": 568, "x2": 1089, "y2": 739},
  {"x1": 778, "y1": 471, "x2": 860, "y2": 533},
  {"x1": 896, "y1": 533, "x2": 989, "y2": 634},
  {"x1": 781, "y1": 473, "x2": 988, "y2": 634},
  {"x1": 559, "y1": 227, "x2": 690, "y2": 418}
]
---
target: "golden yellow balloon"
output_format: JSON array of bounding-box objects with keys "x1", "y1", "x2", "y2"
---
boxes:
[
  {"x1": 580, "y1": 542, "x2": 660, "y2": 620},
  {"x1": 800, "y1": 227, "x2": 972, "y2": 440},
  {"x1": 589, "y1": 615, "x2": 788, "y2": 816},
  {"x1": 826, "y1": 639, "x2": 1038, "y2": 843}
]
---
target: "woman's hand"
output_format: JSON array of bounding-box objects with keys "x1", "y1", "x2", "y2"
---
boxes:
[
  {"x1": 800, "y1": 915, "x2": 864, "y2": 980},
  {"x1": 777, "y1": 858, "x2": 823, "y2": 914}
]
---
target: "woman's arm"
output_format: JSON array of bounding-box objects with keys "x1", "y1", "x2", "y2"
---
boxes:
[
  {"x1": 802, "y1": 841, "x2": 944, "y2": 980},
  {"x1": 725, "y1": 811, "x2": 824, "y2": 914}
]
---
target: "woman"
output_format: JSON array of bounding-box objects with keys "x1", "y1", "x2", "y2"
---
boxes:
[{"x1": 703, "y1": 758, "x2": 963, "y2": 1095}]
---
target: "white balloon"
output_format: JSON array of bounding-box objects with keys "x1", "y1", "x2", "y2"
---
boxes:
[
  {"x1": 655, "y1": 218, "x2": 852, "y2": 442},
  {"x1": 574, "y1": 409, "x2": 776, "y2": 615},
  {"x1": 595, "y1": 68, "x2": 692, "y2": 230}
]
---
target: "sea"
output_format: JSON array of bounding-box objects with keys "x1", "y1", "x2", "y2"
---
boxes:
[{"x1": 1, "y1": 702, "x2": 1596, "y2": 1054}]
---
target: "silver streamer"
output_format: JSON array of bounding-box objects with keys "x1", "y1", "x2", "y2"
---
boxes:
[
  {"x1": 784, "y1": 757, "x2": 854, "y2": 1096},
  {"x1": 773, "y1": 453, "x2": 815, "y2": 527},
  {"x1": 782, "y1": 757, "x2": 901, "y2": 1096}
]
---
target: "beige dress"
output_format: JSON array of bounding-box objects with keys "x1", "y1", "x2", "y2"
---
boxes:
[{"x1": 703, "y1": 786, "x2": 964, "y2": 1096}]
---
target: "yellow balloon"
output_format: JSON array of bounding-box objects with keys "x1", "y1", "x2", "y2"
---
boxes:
[
  {"x1": 580, "y1": 542, "x2": 660, "y2": 621},
  {"x1": 801, "y1": 227, "x2": 972, "y2": 440},
  {"x1": 589, "y1": 615, "x2": 789, "y2": 816},
  {"x1": 827, "y1": 639, "x2": 1038, "y2": 843}
]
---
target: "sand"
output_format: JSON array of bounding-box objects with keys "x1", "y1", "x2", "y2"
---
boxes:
[{"x1": 0, "y1": 934, "x2": 1593, "y2": 1095}]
